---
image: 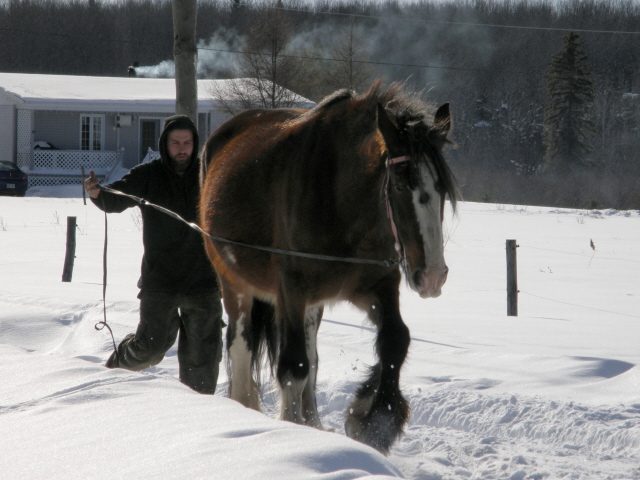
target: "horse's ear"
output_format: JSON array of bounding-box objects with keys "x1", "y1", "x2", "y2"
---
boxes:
[
  {"x1": 376, "y1": 103, "x2": 401, "y2": 151},
  {"x1": 431, "y1": 103, "x2": 452, "y2": 148}
]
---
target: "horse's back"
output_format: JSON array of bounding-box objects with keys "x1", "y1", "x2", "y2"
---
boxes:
[{"x1": 204, "y1": 109, "x2": 303, "y2": 162}]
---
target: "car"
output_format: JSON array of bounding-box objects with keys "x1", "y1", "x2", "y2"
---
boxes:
[{"x1": 0, "y1": 160, "x2": 29, "y2": 197}]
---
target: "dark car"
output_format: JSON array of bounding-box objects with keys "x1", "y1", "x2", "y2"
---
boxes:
[{"x1": 0, "y1": 160, "x2": 28, "y2": 197}]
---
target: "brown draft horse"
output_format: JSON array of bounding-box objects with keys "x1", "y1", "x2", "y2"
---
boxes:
[{"x1": 199, "y1": 81, "x2": 458, "y2": 453}]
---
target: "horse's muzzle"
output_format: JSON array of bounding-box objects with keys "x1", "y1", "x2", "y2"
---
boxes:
[{"x1": 413, "y1": 265, "x2": 449, "y2": 298}]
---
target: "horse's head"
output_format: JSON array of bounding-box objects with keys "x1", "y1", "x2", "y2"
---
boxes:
[{"x1": 376, "y1": 97, "x2": 458, "y2": 298}]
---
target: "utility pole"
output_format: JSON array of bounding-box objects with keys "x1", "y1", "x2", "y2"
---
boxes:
[{"x1": 172, "y1": 0, "x2": 198, "y2": 126}]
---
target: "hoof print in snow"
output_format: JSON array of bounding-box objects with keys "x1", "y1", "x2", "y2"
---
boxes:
[
  {"x1": 480, "y1": 436, "x2": 500, "y2": 444},
  {"x1": 512, "y1": 455, "x2": 529, "y2": 465},
  {"x1": 472, "y1": 445, "x2": 498, "y2": 458}
]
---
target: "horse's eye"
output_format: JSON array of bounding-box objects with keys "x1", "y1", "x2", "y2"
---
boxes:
[
  {"x1": 419, "y1": 191, "x2": 430, "y2": 204},
  {"x1": 394, "y1": 164, "x2": 409, "y2": 176},
  {"x1": 392, "y1": 164, "x2": 409, "y2": 191}
]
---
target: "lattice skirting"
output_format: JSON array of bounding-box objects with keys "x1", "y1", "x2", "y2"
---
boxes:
[
  {"x1": 33, "y1": 150, "x2": 119, "y2": 170},
  {"x1": 28, "y1": 174, "x2": 105, "y2": 189}
]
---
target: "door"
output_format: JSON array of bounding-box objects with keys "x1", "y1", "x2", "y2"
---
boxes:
[{"x1": 140, "y1": 119, "x2": 160, "y2": 163}]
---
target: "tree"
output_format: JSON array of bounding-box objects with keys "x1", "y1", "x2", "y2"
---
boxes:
[
  {"x1": 325, "y1": 18, "x2": 373, "y2": 93},
  {"x1": 172, "y1": 0, "x2": 198, "y2": 125},
  {"x1": 543, "y1": 31, "x2": 595, "y2": 172},
  {"x1": 208, "y1": 4, "x2": 309, "y2": 115}
]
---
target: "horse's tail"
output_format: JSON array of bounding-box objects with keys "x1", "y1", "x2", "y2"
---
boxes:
[{"x1": 249, "y1": 297, "x2": 279, "y2": 391}]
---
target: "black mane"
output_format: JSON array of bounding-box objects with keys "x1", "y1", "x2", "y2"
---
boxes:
[{"x1": 360, "y1": 81, "x2": 461, "y2": 211}]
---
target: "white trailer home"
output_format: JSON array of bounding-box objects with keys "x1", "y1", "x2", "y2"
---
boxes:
[{"x1": 0, "y1": 72, "x2": 311, "y2": 188}]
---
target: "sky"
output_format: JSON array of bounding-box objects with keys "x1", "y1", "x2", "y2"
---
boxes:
[{"x1": 1, "y1": 188, "x2": 639, "y2": 479}]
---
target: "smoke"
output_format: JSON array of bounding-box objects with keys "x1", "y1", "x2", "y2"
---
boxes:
[
  {"x1": 134, "y1": 60, "x2": 176, "y2": 78},
  {"x1": 368, "y1": 12, "x2": 495, "y2": 98},
  {"x1": 129, "y1": 15, "x2": 494, "y2": 106},
  {"x1": 133, "y1": 28, "x2": 245, "y2": 79},
  {"x1": 197, "y1": 27, "x2": 245, "y2": 79}
]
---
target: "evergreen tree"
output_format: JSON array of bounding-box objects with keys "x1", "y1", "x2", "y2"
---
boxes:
[{"x1": 543, "y1": 32, "x2": 595, "y2": 172}]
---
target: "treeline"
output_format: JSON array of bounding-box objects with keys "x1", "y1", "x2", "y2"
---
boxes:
[{"x1": 1, "y1": 0, "x2": 639, "y2": 209}]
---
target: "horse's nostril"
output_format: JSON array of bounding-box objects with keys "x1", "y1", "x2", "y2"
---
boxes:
[
  {"x1": 413, "y1": 270, "x2": 422, "y2": 287},
  {"x1": 443, "y1": 266, "x2": 449, "y2": 276}
]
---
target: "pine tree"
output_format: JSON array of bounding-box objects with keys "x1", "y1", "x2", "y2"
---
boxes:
[{"x1": 543, "y1": 32, "x2": 595, "y2": 172}]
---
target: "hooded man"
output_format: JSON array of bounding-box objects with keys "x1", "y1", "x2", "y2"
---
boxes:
[{"x1": 84, "y1": 114, "x2": 222, "y2": 394}]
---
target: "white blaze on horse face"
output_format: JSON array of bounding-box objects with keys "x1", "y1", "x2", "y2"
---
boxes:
[{"x1": 411, "y1": 162, "x2": 448, "y2": 299}]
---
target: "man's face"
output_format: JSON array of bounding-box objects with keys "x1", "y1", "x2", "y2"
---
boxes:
[{"x1": 167, "y1": 129, "x2": 194, "y2": 173}]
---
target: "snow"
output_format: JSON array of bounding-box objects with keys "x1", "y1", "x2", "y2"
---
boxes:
[
  {"x1": 1, "y1": 189, "x2": 639, "y2": 480},
  {"x1": 0, "y1": 72, "x2": 313, "y2": 112}
]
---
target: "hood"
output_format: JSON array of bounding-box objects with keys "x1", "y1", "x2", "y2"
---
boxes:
[{"x1": 158, "y1": 114, "x2": 200, "y2": 169}]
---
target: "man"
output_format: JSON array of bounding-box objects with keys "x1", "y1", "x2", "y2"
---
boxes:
[{"x1": 84, "y1": 114, "x2": 222, "y2": 394}]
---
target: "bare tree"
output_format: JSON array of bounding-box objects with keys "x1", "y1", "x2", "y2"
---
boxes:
[
  {"x1": 325, "y1": 19, "x2": 373, "y2": 93},
  {"x1": 208, "y1": 4, "x2": 309, "y2": 115},
  {"x1": 172, "y1": 0, "x2": 198, "y2": 125}
]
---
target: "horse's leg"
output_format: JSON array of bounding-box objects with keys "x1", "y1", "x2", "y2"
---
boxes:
[
  {"x1": 222, "y1": 280, "x2": 261, "y2": 411},
  {"x1": 345, "y1": 273, "x2": 411, "y2": 454},
  {"x1": 276, "y1": 286, "x2": 309, "y2": 425},
  {"x1": 300, "y1": 304, "x2": 323, "y2": 429}
]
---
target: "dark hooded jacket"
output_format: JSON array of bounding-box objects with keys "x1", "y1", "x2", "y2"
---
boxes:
[{"x1": 92, "y1": 115, "x2": 218, "y2": 294}]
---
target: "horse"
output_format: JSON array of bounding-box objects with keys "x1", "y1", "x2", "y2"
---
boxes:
[{"x1": 199, "y1": 80, "x2": 459, "y2": 453}]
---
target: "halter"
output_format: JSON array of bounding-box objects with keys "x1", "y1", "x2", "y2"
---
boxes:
[{"x1": 384, "y1": 155, "x2": 410, "y2": 260}]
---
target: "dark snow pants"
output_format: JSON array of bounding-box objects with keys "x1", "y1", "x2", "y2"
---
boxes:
[{"x1": 105, "y1": 290, "x2": 223, "y2": 394}]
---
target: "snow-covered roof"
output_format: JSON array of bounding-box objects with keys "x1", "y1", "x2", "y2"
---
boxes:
[{"x1": 0, "y1": 72, "x2": 311, "y2": 113}]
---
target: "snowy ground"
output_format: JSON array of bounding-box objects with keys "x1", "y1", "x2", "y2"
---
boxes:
[{"x1": 1, "y1": 187, "x2": 639, "y2": 479}]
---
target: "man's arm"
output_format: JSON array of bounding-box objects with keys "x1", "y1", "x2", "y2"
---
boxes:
[{"x1": 85, "y1": 168, "x2": 145, "y2": 213}]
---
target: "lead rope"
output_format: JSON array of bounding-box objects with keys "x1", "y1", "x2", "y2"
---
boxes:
[
  {"x1": 93, "y1": 195, "x2": 119, "y2": 361},
  {"x1": 96, "y1": 184, "x2": 400, "y2": 268}
]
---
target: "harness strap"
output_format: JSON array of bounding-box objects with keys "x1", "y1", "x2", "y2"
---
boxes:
[
  {"x1": 96, "y1": 184, "x2": 399, "y2": 268},
  {"x1": 384, "y1": 155, "x2": 410, "y2": 259}
]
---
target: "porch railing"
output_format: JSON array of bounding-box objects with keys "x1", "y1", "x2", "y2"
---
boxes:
[
  {"x1": 25, "y1": 150, "x2": 123, "y2": 188},
  {"x1": 31, "y1": 150, "x2": 121, "y2": 171}
]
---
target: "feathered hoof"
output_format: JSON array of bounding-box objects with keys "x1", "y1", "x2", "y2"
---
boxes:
[
  {"x1": 302, "y1": 412, "x2": 324, "y2": 430},
  {"x1": 344, "y1": 395, "x2": 409, "y2": 454}
]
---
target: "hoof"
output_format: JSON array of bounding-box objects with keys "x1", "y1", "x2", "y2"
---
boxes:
[{"x1": 345, "y1": 399, "x2": 409, "y2": 454}]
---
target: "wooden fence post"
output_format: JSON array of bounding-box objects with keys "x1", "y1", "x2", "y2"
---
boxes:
[
  {"x1": 506, "y1": 239, "x2": 518, "y2": 316},
  {"x1": 62, "y1": 216, "x2": 77, "y2": 282}
]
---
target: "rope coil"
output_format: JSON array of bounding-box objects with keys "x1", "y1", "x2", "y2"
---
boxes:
[{"x1": 93, "y1": 192, "x2": 119, "y2": 360}]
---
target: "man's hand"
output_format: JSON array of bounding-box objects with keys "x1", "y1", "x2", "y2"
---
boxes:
[{"x1": 84, "y1": 170, "x2": 101, "y2": 199}]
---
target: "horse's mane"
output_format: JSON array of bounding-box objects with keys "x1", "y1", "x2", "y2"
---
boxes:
[
  {"x1": 359, "y1": 80, "x2": 461, "y2": 211},
  {"x1": 307, "y1": 88, "x2": 354, "y2": 114},
  {"x1": 298, "y1": 81, "x2": 460, "y2": 210}
]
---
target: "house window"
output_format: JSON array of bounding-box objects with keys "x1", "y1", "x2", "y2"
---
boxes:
[
  {"x1": 140, "y1": 119, "x2": 160, "y2": 162},
  {"x1": 80, "y1": 114, "x2": 104, "y2": 150}
]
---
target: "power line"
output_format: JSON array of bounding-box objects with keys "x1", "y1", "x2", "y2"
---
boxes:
[
  {"x1": 2, "y1": 2, "x2": 638, "y2": 77},
  {"x1": 0, "y1": 27, "x2": 516, "y2": 74},
  {"x1": 270, "y1": 5, "x2": 640, "y2": 36},
  {"x1": 196, "y1": 45, "x2": 518, "y2": 74}
]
